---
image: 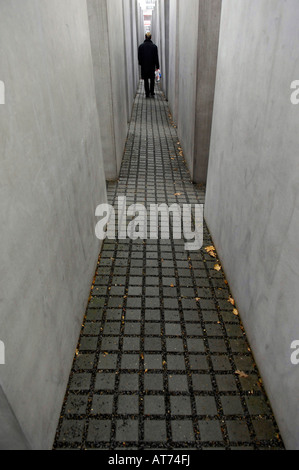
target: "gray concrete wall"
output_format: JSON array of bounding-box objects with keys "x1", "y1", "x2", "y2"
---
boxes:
[
  {"x1": 177, "y1": 0, "x2": 200, "y2": 179},
  {"x1": 194, "y1": 0, "x2": 222, "y2": 183},
  {"x1": 205, "y1": 0, "x2": 299, "y2": 450},
  {"x1": 168, "y1": 0, "x2": 180, "y2": 122},
  {"x1": 87, "y1": 0, "x2": 128, "y2": 181},
  {"x1": 0, "y1": 386, "x2": 30, "y2": 450},
  {"x1": 131, "y1": 0, "x2": 140, "y2": 97},
  {"x1": 123, "y1": 0, "x2": 139, "y2": 121},
  {"x1": 0, "y1": 0, "x2": 107, "y2": 449},
  {"x1": 160, "y1": 0, "x2": 221, "y2": 184}
]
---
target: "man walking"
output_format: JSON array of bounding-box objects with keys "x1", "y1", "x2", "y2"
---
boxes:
[{"x1": 138, "y1": 32, "x2": 160, "y2": 98}]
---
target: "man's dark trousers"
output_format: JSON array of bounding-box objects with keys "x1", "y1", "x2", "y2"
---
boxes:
[{"x1": 144, "y1": 74, "x2": 155, "y2": 97}]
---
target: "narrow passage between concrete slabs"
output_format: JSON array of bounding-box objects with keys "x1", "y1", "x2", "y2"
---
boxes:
[{"x1": 53, "y1": 83, "x2": 284, "y2": 451}]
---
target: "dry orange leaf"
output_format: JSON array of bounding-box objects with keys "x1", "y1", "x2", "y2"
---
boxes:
[
  {"x1": 228, "y1": 297, "x2": 235, "y2": 306},
  {"x1": 235, "y1": 370, "x2": 248, "y2": 378},
  {"x1": 214, "y1": 264, "x2": 222, "y2": 272},
  {"x1": 233, "y1": 308, "x2": 239, "y2": 316}
]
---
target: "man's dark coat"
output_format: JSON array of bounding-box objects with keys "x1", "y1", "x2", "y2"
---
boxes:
[{"x1": 138, "y1": 39, "x2": 160, "y2": 79}]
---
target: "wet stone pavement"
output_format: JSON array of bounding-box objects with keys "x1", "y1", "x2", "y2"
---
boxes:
[{"x1": 53, "y1": 84, "x2": 284, "y2": 451}]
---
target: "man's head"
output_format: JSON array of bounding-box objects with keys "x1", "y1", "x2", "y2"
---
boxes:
[{"x1": 145, "y1": 32, "x2": 152, "y2": 40}]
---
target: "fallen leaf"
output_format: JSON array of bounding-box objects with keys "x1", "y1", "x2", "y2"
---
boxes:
[
  {"x1": 233, "y1": 308, "x2": 239, "y2": 316},
  {"x1": 214, "y1": 264, "x2": 222, "y2": 272},
  {"x1": 235, "y1": 370, "x2": 248, "y2": 378},
  {"x1": 228, "y1": 296, "x2": 235, "y2": 306}
]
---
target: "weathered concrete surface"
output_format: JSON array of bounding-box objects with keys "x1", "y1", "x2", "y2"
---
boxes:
[
  {"x1": 123, "y1": 0, "x2": 139, "y2": 121},
  {"x1": 88, "y1": 0, "x2": 129, "y2": 181},
  {"x1": 0, "y1": 0, "x2": 107, "y2": 449},
  {"x1": 177, "y1": 0, "x2": 221, "y2": 184},
  {"x1": 205, "y1": 0, "x2": 299, "y2": 450},
  {"x1": 0, "y1": 386, "x2": 30, "y2": 450},
  {"x1": 194, "y1": 0, "x2": 222, "y2": 183},
  {"x1": 168, "y1": 0, "x2": 180, "y2": 122},
  {"x1": 155, "y1": 0, "x2": 221, "y2": 184}
]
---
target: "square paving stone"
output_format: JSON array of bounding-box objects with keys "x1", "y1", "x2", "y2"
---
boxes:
[
  {"x1": 91, "y1": 395, "x2": 114, "y2": 415},
  {"x1": 164, "y1": 299, "x2": 179, "y2": 310},
  {"x1": 144, "y1": 354, "x2": 163, "y2": 370},
  {"x1": 189, "y1": 355, "x2": 209, "y2": 371},
  {"x1": 144, "y1": 374, "x2": 164, "y2": 392},
  {"x1": 128, "y1": 286, "x2": 143, "y2": 296},
  {"x1": 211, "y1": 356, "x2": 232, "y2": 371},
  {"x1": 79, "y1": 337, "x2": 98, "y2": 352},
  {"x1": 167, "y1": 355, "x2": 186, "y2": 371},
  {"x1": 87, "y1": 420, "x2": 111, "y2": 443},
  {"x1": 221, "y1": 396, "x2": 244, "y2": 415},
  {"x1": 145, "y1": 311, "x2": 161, "y2": 321},
  {"x1": 144, "y1": 396, "x2": 165, "y2": 415},
  {"x1": 226, "y1": 420, "x2": 251, "y2": 443},
  {"x1": 119, "y1": 374, "x2": 139, "y2": 392},
  {"x1": 144, "y1": 420, "x2": 167, "y2": 442},
  {"x1": 230, "y1": 339, "x2": 250, "y2": 353},
  {"x1": 121, "y1": 354, "x2": 140, "y2": 370},
  {"x1": 65, "y1": 395, "x2": 88, "y2": 416},
  {"x1": 165, "y1": 324, "x2": 182, "y2": 336},
  {"x1": 184, "y1": 312, "x2": 200, "y2": 322},
  {"x1": 195, "y1": 397, "x2": 218, "y2": 416},
  {"x1": 127, "y1": 298, "x2": 142, "y2": 309},
  {"x1": 202, "y1": 312, "x2": 219, "y2": 322},
  {"x1": 123, "y1": 337, "x2": 141, "y2": 351},
  {"x1": 116, "y1": 419, "x2": 139, "y2": 443},
  {"x1": 124, "y1": 323, "x2": 141, "y2": 337},
  {"x1": 95, "y1": 373, "x2": 116, "y2": 391},
  {"x1": 168, "y1": 375, "x2": 189, "y2": 393},
  {"x1": 187, "y1": 339, "x2": 205, "y2": 353},
  {"x1": 58, "y1": 420, "x2": 85, "y2": 444},
  {"x1": 166, "y1": 338, "x2": 184, "y2": 352},
  {"x1": 146, "y1": 287, "x2": 160, "y2": 296},
  {"x1": 106, "y1": 309, "x2": 122, "y2": 321},
  {"x1": 191, "y1": 374, "x2": 213, "y2": 392},
  {"x1": 126, "y1": 310, "x2": 142, "y2": 321},
  {"x1": 170, "y1": 396, "x2": 192, "y2": 416},
  {"x1": 144, "y1": 338, "x2": 162, "y2": 352},
  {"x1": 245, "y1": 396, "x2": 271, "y2": 415},
  {"x1": 164, "y1": 311, "x2": 180, "y2": 322},
  {"x1": 69, "y1": 373, "x2": 92, "y2": 391},
  {"x1": 74, "y1": 354, "x2": 95, "y2": 371},
  {"x1": 84, "y1": 308, "x2": 104, "y2": 324},
  {"x1": 103, "y1": 322, "x2": 121, "y2": 335},
  {"x1": 252, "y1": 419, "x2": 277, "y2": 441},
  {"x1": 145, "y1": 323, "x2": 162, "y2": 336},
  {"x1": 83, "y1": 323, "x2": 101, "y2": 336},
  {"x1": 198, "y1": 420, "x2": 223, "y2": 442},
  {"x1": 205, "y1": 324, "x2": 223, "y2": 337},
  {"x1": 208, "y1": 339, "x2": 227, "y2": 353},
  {"x1": 171, "y1": 420, "x2": 195, "y2": 442},
  {"x1": 118, "y1": 396, "x2": 139, "y2": 415},
  {"x1": 216, "y1": 375, "x2": 238, "y2": 392},
  {"x1": 234, "y1": 356, "x2": 256, "y2": 372},
  {"x1": 98, "y1": 354, "x2": 117, "y2": 370},
  {"x1": 185, "y1": 324, "x2": 203, "y2": 336},
  {"x1": 239, "y1": 374, "x2": 261, "y2": 392},
  {"x1": 181, "y1": 299, "x2": 198, "y2": 310},
  {"x1": 101, "y1": 337, "x2": 120, "y2": 352}
]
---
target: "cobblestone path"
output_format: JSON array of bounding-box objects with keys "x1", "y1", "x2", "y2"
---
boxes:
[{"x1": 53, "y1": 84, "x2": 284, "y2": 451}]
